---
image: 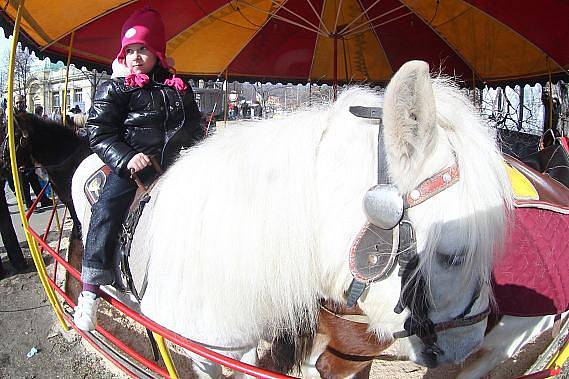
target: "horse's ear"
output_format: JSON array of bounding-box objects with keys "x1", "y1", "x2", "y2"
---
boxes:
[{"x1": 383, "y1": 60, "x2": 437, "y2": 187}]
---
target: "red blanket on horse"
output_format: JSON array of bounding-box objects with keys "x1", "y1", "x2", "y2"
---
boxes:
[{"x1": 493, "y1": 206, "x2": 568, "y2": 316}]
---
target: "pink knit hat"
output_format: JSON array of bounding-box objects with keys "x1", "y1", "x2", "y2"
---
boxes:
[{"x1": 116, "y1": 7, "x2": 169, "y2": 70}]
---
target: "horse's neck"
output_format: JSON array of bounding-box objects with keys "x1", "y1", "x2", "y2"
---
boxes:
[{"x1": 32, "y1": 128, "x2": 85, "y2": 166}]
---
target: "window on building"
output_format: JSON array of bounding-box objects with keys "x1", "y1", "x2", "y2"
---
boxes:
[
  {"x1": 73, "y1": 88, "x2": 84, "y2": 112},
  {"x1": 53, "y1": 93, "x2": 60, "y2": 107},
  {"x1": 74, "y1": 88, "x2": 83, "y2": 104}
]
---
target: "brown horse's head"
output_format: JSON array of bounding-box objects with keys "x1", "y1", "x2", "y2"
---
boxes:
[{"x1": 4, "y1": 113, "x2": 39, "y2": 170}]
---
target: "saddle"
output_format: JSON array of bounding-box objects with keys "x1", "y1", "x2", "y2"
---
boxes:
[{"x1": 503, "y1": 154, "x2": 569, "y2": 213}]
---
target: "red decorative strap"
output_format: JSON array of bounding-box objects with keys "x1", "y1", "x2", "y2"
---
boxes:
[{"x1": 406, "y1": 164, "x2": 460, "y2": 207}]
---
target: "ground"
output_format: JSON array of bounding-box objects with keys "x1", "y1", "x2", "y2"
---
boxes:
[
  {"x1": 0, "y1": 190, "x2": 126, "y2": 379},
  {"x1": 0, "y1": 192, "x2": 566, "y2": 379},
  {"x1": 0, "y1": 259, "x2": 124, "y2": 379}
]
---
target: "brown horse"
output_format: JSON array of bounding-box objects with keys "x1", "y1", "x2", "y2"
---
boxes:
[{"x1": 8, "y1": 112, "x2": 91, "y2": 238}]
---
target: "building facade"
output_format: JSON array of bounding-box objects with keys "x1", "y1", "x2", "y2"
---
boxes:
[{"x1": 25, "y1": 60, "x2": 110, "y2": 117}]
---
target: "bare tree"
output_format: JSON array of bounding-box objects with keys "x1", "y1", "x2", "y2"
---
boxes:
[
  {"x1": 480, "y1": 85, "x2": 542, "y2": 136},
  {"x1": 80, "y1": 68, "x2": 105, "y2": 103},
  {"x1": 0, "y1": 63, "x2": 7, "y2": 95},
  {"x1": 7, "y1": 44, "x2": 36, "y2": 99},
  {"x1": 516, "y1": 85, "x2": 524, "y2": 131}
]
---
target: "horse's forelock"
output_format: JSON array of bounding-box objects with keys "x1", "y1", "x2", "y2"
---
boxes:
[{"x1": 418, "y1": 78, "x2": 512, "y2": 290}]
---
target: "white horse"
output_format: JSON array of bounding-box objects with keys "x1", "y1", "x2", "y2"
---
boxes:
[{"x1": 72, "y1": 60, "x2": 512, "y2": 377}]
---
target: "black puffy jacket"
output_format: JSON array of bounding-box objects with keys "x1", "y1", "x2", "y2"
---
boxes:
[{"x1": 87, "y1": 67, "x2": 203, "y2": 177}]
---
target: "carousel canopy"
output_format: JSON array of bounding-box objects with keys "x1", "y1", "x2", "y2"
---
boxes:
[{"x1": 1, "y1": 0, "x2": 568, "y2": 86}]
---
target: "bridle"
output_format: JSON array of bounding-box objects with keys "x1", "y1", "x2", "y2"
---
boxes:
[{"x1": 345, "y1": 106, "x2": 490, "y2": 364}]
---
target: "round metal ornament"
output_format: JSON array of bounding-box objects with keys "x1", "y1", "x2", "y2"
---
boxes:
[{"x1": 363, "y1": 184, "x2": 404, "y2": 230}]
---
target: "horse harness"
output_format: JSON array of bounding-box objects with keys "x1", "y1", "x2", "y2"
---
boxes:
[{"x1": 342, "y1": 106, "x2": 490, "y2": 364}]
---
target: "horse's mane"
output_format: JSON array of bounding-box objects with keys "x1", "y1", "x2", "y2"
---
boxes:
[
  {"x1": 140, "y1": 105, "x2": 341, "y2": 340},
  {"x1": 17, "y1": 113, "x2": 87, "y2": 166}
]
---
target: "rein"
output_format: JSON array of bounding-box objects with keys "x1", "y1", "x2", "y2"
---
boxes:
[
  {"x1": 392, "y1": 307, "x2": 491, "y2": 338},
  {"x1": 320, "y1": 300, "x2": 490, "y2": 363}
]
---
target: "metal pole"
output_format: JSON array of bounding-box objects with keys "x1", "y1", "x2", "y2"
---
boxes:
[
  {"x1": 333, "y1": 35, "x2": 338, "y2": 101},
  {"x1": 224, "y1": 69, "x2": 228, "y2": 127},
  {"x1": 152, "y1": 332, "x2": 179, "y2": 379},
  {"x1": 547, "y1": 57, "x2": 553, "y2": 131},
  {"x1": 62, "y1": 31, "x2": 75, "y2": 126},
  {"x1": 308, "y1": 80, "x2": 312, "y2": 107},
  {"x1": 6, "y1": 0, "x2": 68, "y2": 331},
  {"x1": 472, "y1": 70, "x2": 476, "y2": 105}
]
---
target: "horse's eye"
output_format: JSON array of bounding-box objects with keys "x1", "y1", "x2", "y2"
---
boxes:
[{"x1": 436, "y1": 252, "x2": 465, "y2": 268}]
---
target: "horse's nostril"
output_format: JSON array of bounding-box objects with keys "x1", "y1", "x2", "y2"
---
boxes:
[
  {"x1": 421, "y1": 342, "x2": 444, "y2": 368},
  {"x1": 421, "y1": 349, "x2": 439, "y2": 368}
]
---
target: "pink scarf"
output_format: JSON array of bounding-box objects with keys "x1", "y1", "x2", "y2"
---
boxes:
[
  {"x1": 164, "y1": 76, "x2": 187, "y2": 91},
  {"x1": 124, "y1": 72, "x2": 187, "y2": 92},
  {"x1": 124, "y1": 73, "x2": 149, "y2": 88}
]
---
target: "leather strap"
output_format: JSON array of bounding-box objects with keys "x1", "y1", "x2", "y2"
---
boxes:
[
  {"x1": 349, "y1": 106, "x2": 383, "y2": 120},
  {"x1": 405, "y1": 164, "x2": 460, "y2": 207}
]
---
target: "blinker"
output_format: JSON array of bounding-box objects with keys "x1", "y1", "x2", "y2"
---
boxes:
[{"x1": 363, "y1": 184, "x2": 404, "y2": 230}]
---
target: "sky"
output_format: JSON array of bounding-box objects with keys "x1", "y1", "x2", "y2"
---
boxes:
[
  {"x1": 0, "y1": 27, "x2": 12, "y2": 57},
  {"x1": 0, "y1": 27, "x2": 64, "y2": 68}
]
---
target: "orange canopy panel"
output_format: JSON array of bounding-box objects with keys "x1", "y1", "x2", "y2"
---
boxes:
[{"x1": 1, "y1": 0, "x2": 567, "y2": 85}]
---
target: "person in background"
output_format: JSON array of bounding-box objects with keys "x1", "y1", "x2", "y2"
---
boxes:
[
  {"x1": 73, "y1": 113, "x2": 89, "y2": 142},
  {"x1": 14, "y1": 95, "x2": 27, "y2": 114},
  {"x1": 13, "y1": 95, "x2": 52, "y2": 209},
  {"x1": 34, "y1": 105, "x2": 45, "y2": 118},
  {"x1": 51, "y1": 109, "x2": 62, "y2": 123},
  {"x1": 0, "y1": 105, "x2": 28, "y2": 279},
  {"x1": 70, "y1": 104, "x2": 82, "y2": 114},
  {"x1": 73, "y1": 7, "x2": 203, "y2": 331},
  {"x1": 0, "y1": 175, "x2": 29, "y2": 279}
]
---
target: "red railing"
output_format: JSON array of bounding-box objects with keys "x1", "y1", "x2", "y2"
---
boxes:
[{"x1": 26, "y1": 190, "x2": 292, "y2": 379}]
